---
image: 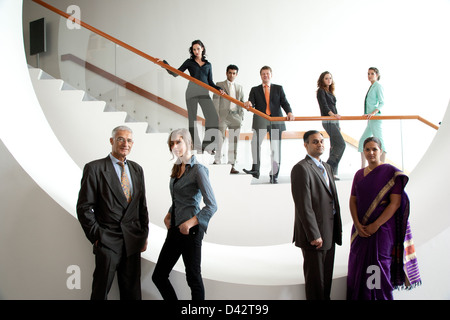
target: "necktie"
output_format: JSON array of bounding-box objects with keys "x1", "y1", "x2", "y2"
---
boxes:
[
  {"x1": 318, "y1": 163, "x2": 335, "y2": 214},
  {"x1": 229, "y1": 82, "x2": 237, "y2": 111},
  {"x1": 118, "y1": 161, "x2": 132, "y2": 203},
  {"x1": 318, "y1": 163, "x2": 329, "y2": 188},
  {"x1": 264, "y1": 84, "x2": 270, "y2": 115}
]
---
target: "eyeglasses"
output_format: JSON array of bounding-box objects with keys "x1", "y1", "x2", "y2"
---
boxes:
[{"x1": 115, "y1": 137, "x2": 134, "y2": 144}]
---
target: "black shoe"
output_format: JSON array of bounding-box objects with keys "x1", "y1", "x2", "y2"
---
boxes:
[
  {"x1": 202, "y1": 142, "x2": 216, "y2": 155},
  {"x1": 243, "y1": 169, "x2": 260, "y2": 179},
  {"x1": 269, "y1": 176, "x2": 278, "y2": 184},
  {"x1": 203, "y1": 148, "x2": 216, "y2": 155}
]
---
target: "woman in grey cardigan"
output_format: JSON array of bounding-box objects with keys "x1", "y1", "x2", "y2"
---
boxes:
[{"x1": 152, "y1": 128, "x2": 217, "y2": 300}]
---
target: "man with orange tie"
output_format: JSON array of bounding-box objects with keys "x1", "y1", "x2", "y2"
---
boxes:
[
  {"x1": 77, "y1": 125, "x2": 149, "y2": 299},
  {"x1": 243, "y1": 66, "x2": 294, "y2": 183}
]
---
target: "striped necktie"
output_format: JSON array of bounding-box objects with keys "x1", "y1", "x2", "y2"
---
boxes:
[
  {"x1": 118, "y1": 161, "x2": 132, "y2": 203},
  {"x1": 318, "y1": 163, "x2": 329, "y2": 188}
]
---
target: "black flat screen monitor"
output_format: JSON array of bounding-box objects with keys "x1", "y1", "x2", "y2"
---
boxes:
[{"x1": 30, "y1": 18, "x2": 46, "y2": 56}]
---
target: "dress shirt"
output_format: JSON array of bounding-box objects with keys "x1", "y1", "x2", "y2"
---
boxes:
[
  {"x1": 227, "y1": 80, "x2": 237, "y2": 111},
  {"x1": 307, "y1": 154, "x2": 329, "y2": 187},
  {"x1": 169, "y1": 155, "x2": 217, "y2": 232},
  {"x1": 109, "y1": 153, "x2": 133, "y2": 196},
  {"x1": 307, "y1": 155, "x2": 335, "y2": 214},
  {"x1": 164, "y1": 59, "x2": 221, "y2": 91}
]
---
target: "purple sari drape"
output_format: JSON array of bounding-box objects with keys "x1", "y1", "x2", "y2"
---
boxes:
[{"x1": 347, "y1": 164, "x2": 420, "y2": 300}]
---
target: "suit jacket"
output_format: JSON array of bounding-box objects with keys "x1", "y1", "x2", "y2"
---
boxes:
[
  {"x1": 76, "y1": 155, "x2": 149, "y2": 257},
  {"x1": 364, "y1": 80, "x2": 384, "y2": 114},
  {"x1": 291, "y1": 156, "x2": 342, "y2": 251},
  {"x1": 317, "y1": 88, "x2": 338, "y2": 116},
  {"x1": 248, "y1": 84, "x2": 292, "y2": 131},
  {"x1": 213, "y1": 80, "x2": 244, "y2": 126}
]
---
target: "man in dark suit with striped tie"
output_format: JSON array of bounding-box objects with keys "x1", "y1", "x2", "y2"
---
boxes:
[
  {"x1": 77, "y1": 125, "x2": 149, "y2": 299},
  {"x1": 291, "y1": 130, "x2": 342, "y2": 299}
]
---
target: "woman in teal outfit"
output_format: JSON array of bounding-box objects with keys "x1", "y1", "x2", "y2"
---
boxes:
[{"x1": 359, "y1": 67, "x2": 386, "y2": 168}]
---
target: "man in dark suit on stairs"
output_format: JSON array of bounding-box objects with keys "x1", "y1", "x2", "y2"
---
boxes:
[
  {"x1": 77, "y1": 125, "x2": 149, "y2": 300},
  {"x1": 243, "y1": 66, "x2": 294, "y2": 183}
]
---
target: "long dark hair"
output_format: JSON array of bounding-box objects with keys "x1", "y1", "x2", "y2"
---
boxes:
[
  {"x1": 317, "y1": 71, "x2": 335, "y2": 95},
  {"x1": 189, "y1": 39, "x2": 207, "y2": 61}
]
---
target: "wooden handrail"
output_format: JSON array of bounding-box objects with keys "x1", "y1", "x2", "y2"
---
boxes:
[
  {"x1": 270, "y1": 115, "x2": 440, "y2": 130},
  {"x1": 31, "y1": 0, "x2": 263, "y2": 118},
  {"x1": 56, "y1": 54, "x2": 380, "y2": 147},
  {"x1": 60, "y1": 53, "x2": 205, "y2": 126},
  {"x1": 58, "y1": 55, "x2": 354, "y2": 145},
  {"x1": 33, "y1": 0, "x2": 439, "y2": 131}
]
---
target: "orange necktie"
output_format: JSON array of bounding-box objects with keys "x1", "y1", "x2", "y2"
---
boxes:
[{"x1": 264, "y1": 84, "x2": 271, "y2": 115}]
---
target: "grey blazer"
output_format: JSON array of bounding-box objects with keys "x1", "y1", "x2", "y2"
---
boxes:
[
  {"x1": 213, "y1": 80, "x2": 244, "y2": 125},
  {"x1": 291, "y1": 156, "x2": 342, "y2": 251}
]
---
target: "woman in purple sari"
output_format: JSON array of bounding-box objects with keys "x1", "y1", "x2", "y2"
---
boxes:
[{"x1": 347, "y1": 137, "x2": 421, "y2": 300}]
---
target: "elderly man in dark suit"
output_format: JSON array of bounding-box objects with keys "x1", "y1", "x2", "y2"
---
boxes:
[
  {"x1": 291, "y1": 130, "x2": 342, "y2": 300},
  {"x1": 243, "y1": 66, "x2": 294, "y2": 183},
  {"x1": 77, "y1": 125, "x2": 149, "y2": 300}
]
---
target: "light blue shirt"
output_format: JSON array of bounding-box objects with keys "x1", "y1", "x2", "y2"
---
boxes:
[
  {"x1": 169, "y1": 155, "x2": 217, "y2": 233},
  {"x1": 109, "y1": 153, "x2": 133, "y2": 196},
  {"x1": 307, "y1": 154, "x2": 329, "y2": 187},
  {"x1": 307, "y1": 155, "x2": 335, "y2": 214}
]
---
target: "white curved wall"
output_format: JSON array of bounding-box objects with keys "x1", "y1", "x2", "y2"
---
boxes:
[
  {"x1": 1, "y1": 0, "x2": 449, "y2": 299},
  {"x1": 0, "y1": 0, "x2": 90, "y2": 299}
]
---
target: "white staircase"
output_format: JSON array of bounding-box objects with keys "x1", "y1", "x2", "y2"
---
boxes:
[
  {"x1": 28, "y1": 67, "x2": 336, "y2": 297},
  {"x1": 2, "y1": 0, "x2": 447, "y2": 300}
]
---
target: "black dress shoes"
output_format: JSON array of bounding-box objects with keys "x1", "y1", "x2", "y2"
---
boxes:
[
  {"x1": 269, "y1": 176, "x2": 278, "y2": 184},
  {"x1": 243, "y1": 169, "x2": 260, "y2": 179},
  {"x1": 203, "y1": 148, "x2": 216, "y2": 155}
]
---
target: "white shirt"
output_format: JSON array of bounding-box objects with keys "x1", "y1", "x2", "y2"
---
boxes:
[{"x1": 227, "y1": 80, "x2": 237, "y2": 111}]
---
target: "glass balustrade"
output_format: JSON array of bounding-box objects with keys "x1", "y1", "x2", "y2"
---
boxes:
[{"x1": 29, "y1": 5, "x2": 438, "y2": 181}]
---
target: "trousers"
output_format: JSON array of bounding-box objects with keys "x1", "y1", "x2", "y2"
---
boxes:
[
  {"x1": 301, "y1": 243, "x2": 336, "y2": 300},
  {"x1": 186, "y1": 82, "x2": 219, "y2": 152},
  {"x1": 322, "y1": 121, "x2": 346, "y2": 175},
  {"x1": 91, "y1": 243, "x2": 142, "y2": 300},
  {"x1": 250, "y1": 126, "x2": 282, "y2": 178},
  {"x1": 152, "y1": 225, "x2": 205, "y2": 300},
  {"x1": 358, "y1": 119, "x2": 386, "y2": 152}
]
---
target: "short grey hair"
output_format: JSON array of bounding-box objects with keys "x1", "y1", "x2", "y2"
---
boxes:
[{"x1": 111, "y1": 125, "x2": 133, "y2": 138}]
